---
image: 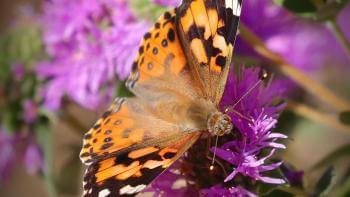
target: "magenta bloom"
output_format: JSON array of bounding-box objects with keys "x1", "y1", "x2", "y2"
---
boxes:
[
  {"x1": 22, "y1": 100, "x2": 38, "y2": 124},
  {"x1": 37, "y1": 0, "x2": 149, "y2": 110},
  {"x1": 217, "y1": 67, "x2": 287, "y2": 186},
  {"x1": 142, "y1": 163, "x2": 195, "y2": 196},
  {"x1": 0, "y1": 130, "x2": 19, "y2": 180},
  {"x1": 201, "y1": 185, "x2": 257, "y2": 197},
  {"x1": 23, "y1": 140, "x2": 44, "y2": 175},
  {"x1": 11, "y1": 63, "x2": 25, "y2": 80}
]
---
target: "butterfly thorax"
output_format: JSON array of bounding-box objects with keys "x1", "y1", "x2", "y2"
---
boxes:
[
  {"x1": 185, "y1": 98, "x2": 233, "y2": 136},
  {"x1": 207, "y1": 112, "x2": 233, "y2": 136}
]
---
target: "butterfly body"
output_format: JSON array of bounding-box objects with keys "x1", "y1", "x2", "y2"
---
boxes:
[{"x1": 80, "y1": 1, "x2": 242, "y2": 196}]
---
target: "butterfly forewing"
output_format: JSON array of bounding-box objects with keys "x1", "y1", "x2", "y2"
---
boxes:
[{"x1": 176, "y1": 0, "x2": 242, "y2": 105}]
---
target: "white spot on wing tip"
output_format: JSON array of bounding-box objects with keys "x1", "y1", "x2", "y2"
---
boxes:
[
  {"x1": 120, "y1": 184, "x2": 147, "y2": 195},
  {"x1": 98, "y1": 189, "x2": 111, "y2": 197},
  {"x1": 225, "y1": 0, "x2": 242, "y2": 16}
]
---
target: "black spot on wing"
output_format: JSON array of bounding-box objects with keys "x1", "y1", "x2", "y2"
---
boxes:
[
  {"x1": 167, "y1": 28, "x2": 175, "y2": 42},
  {"x1": 216, "y1": 55, "x2": 227, "y2": 68}
]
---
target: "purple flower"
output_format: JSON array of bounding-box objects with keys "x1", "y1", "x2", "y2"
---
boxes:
[
  {"x1": 23, "y1": 140, "x2": 44, "y2": 175},
  {"x1": 37, "y1": 0, "x2": 149, "y2": 110},
  {"x1": 215, "y1": 67, "x2": 287, "y2": 186},
  {"x1": 201, "y1": 185, "x2": 257, "y2": 197},
  {"x1": 0, "y1": 130, "x2": 19, "y2": 180},
  {"x1": 153, "y1": 0, "x2": 181, "y2": 7},
  {"x1": 11, "y1": 63, "x2": 25, "y2": 80},
  {"x1": 238, "y1": 0, "x2": 350, "y2": 71},
  {"x1": 22, "y1": 99, "x2": 38, "y2": 123},
  {"x1": 142, "y1": 163, "x2": 195, "y2": 196}
]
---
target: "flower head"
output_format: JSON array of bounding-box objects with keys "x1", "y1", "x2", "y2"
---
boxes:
[
  {"x1": 23, "y1": 140, "x2": 44, "y2": 175},
  {"x1": 201, "y1": 184, "x2": 257, "y2": 197},
  {"x1": 142, "y1": 163, "x2": 194, "y2": 196},
  {"x1": 22, "y1": 99, "x2": 38, "y2": 124},
  {"x1": 0, "y1": 130, "x2": 19, "y2": 180},
  {"x1": 37, "y1": 0, "x2": 149, "y2": 110},
  {"x1": 215, "y1": 67, "x2": 287, "y2": 186}
]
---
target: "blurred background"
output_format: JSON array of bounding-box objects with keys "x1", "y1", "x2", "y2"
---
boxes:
[{"x1": 0, "y1": 0, "x2": 350, "y2": 196}]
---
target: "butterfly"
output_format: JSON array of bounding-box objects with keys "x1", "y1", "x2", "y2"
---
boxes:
[{"x1": 80, "y1": 0, "x2": 242, "y2": 196}]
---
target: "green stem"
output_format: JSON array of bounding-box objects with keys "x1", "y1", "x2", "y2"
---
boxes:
[
  {"x1": 328, "y1": 19, "x2": 350, "y2": 57},
  {"x1": 239, "y1": 23, "x2": 350, "y2": 112},
  {"x1": 288, "y1": 101, "x2": 350, "y2": 134}
]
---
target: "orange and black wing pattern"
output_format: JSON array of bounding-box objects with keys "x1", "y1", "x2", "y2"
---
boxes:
[
  {"x1": 176, "y1": 0, "x2": 242, "y2": 105},
  {"x1": 82, "y1": 132, "x2": 200, "y2": 196},
  {"x1": 80, "y1": 9, "x2": 202, "y2": 197},
  {"x1": 126, "y1": 9, "x2": 188, "y2": 93},
  {"x1": 80, "y1": 96, "x2": 201, "y2": 196}
]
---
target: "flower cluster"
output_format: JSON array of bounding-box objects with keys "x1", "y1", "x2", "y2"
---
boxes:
[
  {"x1": 207, "y1": 67, "x2": 287, "y2": 194},
  {"x1": 37, "y1": 0, "x2": 149, "y2": 110},
  {"x1": 0, "y1": 62, "x2": 44, "y2": 180}
]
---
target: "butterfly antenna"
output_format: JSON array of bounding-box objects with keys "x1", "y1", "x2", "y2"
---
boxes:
[
  {"x1": 210, "y1": 135, "x2": 220, "y2": 170},
  {"x1": 225, "y1": 70, "x2": 268, "y2": 114}
]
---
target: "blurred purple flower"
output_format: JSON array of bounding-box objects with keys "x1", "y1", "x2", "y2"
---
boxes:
[
  {"x1": 238, "y1": 0, "x2": 350, "y2": 71},
  {"x1": 201, "y1": 185, "x2": 257, "y2": 197},
  {"x1": 216, "y1": 67, "x2": 287, "y2": 186},
  {"x1": 0, "y1": 130, "x2": 18, "y2": 180},
  {"x1": 11, "y1": 63, "x2": 25, "y2": 80},
  {"x1": 22, "y1": 100, "x2": 38, "y2": 123},
  {"x1": 37, "y1": 0, "x2": 149, "y2": 110},
  {"x1": 23, "y1": 140, "x2": 44, "y2": 175},
  {"x1": 153, "y1": 0, "x2": 181, "y2": 7}
]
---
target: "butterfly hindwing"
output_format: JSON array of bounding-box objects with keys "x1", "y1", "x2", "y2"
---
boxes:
[
  {"x1": 83, "y1": 132, "x2": 201, "y2": 197},
  {"x1": 176, "y1": 0, "x2": 242, "y2": 105}
]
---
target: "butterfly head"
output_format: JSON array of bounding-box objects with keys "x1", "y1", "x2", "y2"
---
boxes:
[{"x1": 207, "y1": 112, "x2": 233, "y2": 136}]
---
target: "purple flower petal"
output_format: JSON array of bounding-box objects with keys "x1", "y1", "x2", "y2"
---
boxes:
[{"x1": 23, "y1": 141, "x2": 44, "y2": 175}]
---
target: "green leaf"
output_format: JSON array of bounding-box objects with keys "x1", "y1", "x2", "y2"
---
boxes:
[
  {"x1": 315, "y1": 0, "x2": 350, "y2": 21},
  {"x1": 0, "y1": 22, "x2": 44, "y2": 66},
  {"x1": 313, "y1": 166, "x2": 335, "y2": 197},
  {"x1": 35, "y1": 119, "x2": 57, "y2": 197},
  {"x1": 274, "y1": 0, "x2": 350, "y2": 20},
  {"x1": 129, "y1": 0, "x2": 168, "y2": 21},
  {"x1": 274, "y1": 0, "x2": 317, "y2": 17},
  {"x1": 334, "y1": 173, "x2": 350, "y2": 197},
  {"x1": 339, "y1": 111, "x2": 350, "y2": 125},
  {"x1": 117, "y1": 82, "x2": 134, "y2": 97},
  {"x1": 312, "y1": 144, "x2": 350, "y2": 169}
]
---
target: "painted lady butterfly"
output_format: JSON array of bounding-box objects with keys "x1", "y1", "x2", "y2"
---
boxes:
[{"x1": 80, "y1": 0, "x2": 242, "y2": 196}]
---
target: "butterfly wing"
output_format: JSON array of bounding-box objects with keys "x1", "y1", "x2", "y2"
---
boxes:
[
  {"x1": 176, "y1": 0, "x2": 242, "y2": 105},
  {"x1": 80, "y1": 97, "x2": 202, "y2": 196},
  {"x1": 83, "y1": 130, "x2": 200, "y2": 196},
  {"x1": 80, "y1": 9, "x2": 204, "y2": 196}
]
